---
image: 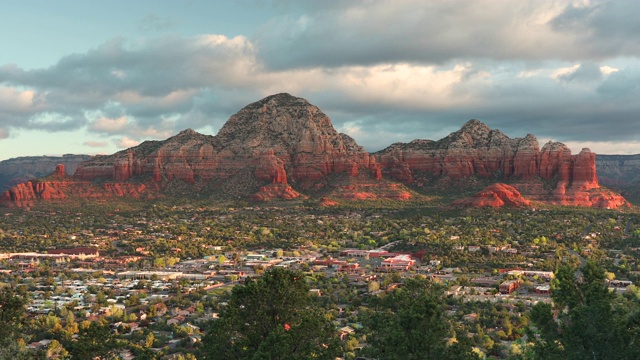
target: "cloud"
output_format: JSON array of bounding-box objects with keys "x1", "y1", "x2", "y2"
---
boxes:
[
  {"x1": 0, "y1": 35, "x2": 260, "y2": 140},
  {"x1": 257, "y1": 0, "x2": 640, "y2": 69},
  {"x1": 0, "y1": 128, "x2": 8, "y2": 139},
  {"x1": 115, "y1": 137, "x2": 141, "y2": 148},
  {"x1": 0, "y1": 86, "x2": 38, "y2": 114},
  {"x1": 560, "y1": 140, "x2": 640, "y2": 155},
  {"x1": 83, "y1": 141, "x2": 108, "y2": 148},
  {"x1": 0, "y1": 1, "x2": 640, "y2": 156},
  {"x1": 558, "y1": 62, "x2": 603, "y2": 83},
  {"x1": 551, "y1": 0, "x2": 640, "y2": 58},
  {"x1": 89, "y1": 116, "x2": 129, "y2": 133}
]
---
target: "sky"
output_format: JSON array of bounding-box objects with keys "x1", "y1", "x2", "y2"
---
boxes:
[{"x1": 1, "y1": 0, "x2": 640, "y2": 161}]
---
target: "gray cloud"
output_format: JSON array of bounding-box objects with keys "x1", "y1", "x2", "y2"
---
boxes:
[
  {"x1": 257, "y1": 0, "x2": 640, "y2": 69},
  {"x1": 0, "y1": 35, "x2": 264, "y2": 141},
  {"x1": 559, "y1": 62, "x2": 603, "y2": 83},
  {"x1": 1, "y1": 1, "x2": 639, "y2": 156},
  {"x1": 551, "y1": 0, "x2": 640, "y2": 57}
]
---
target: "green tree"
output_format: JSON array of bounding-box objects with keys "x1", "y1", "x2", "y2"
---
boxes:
[
  {"x1": 65, "y1": 321, "x2": 118, "y2": 360},
  {"x1": 530, "y1": 261, "x2": 640, "y2": 359},
  {"x1": 46, "y1": 339, "x2": 70, "y2": 359},
  {"x1": 144, "y1": 332, "x2": 155, "y2": 348},
  {"x1": 201, "y1": 268, "x2": 340, "y2": 359},
  {"x1": 0, "y1": 287, "x2": 35, "y2": 359},
  {"x1": 0, "y1": 287, "x2": 27, "y2": 339},
  {"x1": 362, "y1": 277, "x2": 479, "y2": 360}
]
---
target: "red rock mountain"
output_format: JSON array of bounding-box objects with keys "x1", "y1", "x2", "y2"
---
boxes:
[
  {"x1": 1, "y1": 93, "x2": 395, "y2": 207},
  {"x1": 374, "y1": 119, "x2": 627, "y2": 208},
  {"x1": 70, "y1": 93, "x2": 389, "y2": 201},
  {"x1": 0, "y1": 94, "x2": 628, "y2": 209},
  {"x1": 0, "y1": 154, "x2": 92, "y2": 191},
  {"x1": 452, "y1": 183, "x2": 531, "y2": 208}
]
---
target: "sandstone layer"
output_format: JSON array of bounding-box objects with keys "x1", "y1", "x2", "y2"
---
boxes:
[
  {"x1": 375, "y1": 120, "x2": 627, "y2": 208},
  {"x1": 0, "y1": 94, "x2": 628, "y2": 209},
  {"x1": 0, "y1": 154, "x2": 92, "y2": 191},
  {"x1": 2, "y1": 94, "x2": 383, "y2": 207},
  {"x1": 452, "y1": 183, "x2": 531, "y2": 208},
  {"x1": 596, "y1": 154, "x2": 640, "y2": 187}
]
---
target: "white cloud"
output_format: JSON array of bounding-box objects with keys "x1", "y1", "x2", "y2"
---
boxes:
[
  {"x1": 548, "y1": 139, "x2": 640, "y2": 155},
  {"x1": 115, "y1": 137, "x2": 140, "y2": 148},
  {"x1": 0, "y1": 127, "x2": 8, "y2": 139},
  {"x1": 0, "y1": 86, "x2": 37, "y2": 114},
  {"x1": 1, "y1": 1, "x2": 640, "y2": 155},
  {"x1": 89, "y1": 116, "x2": 129, "y2": 133},
  {"x1": 600, "y1": 65, "x2": 619, "y2": 75}
]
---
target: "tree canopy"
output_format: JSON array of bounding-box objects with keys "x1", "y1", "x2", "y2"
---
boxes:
[
  {"x1": 362, "y1": 277, "x2": 480, "y2": 360},
  {"x1": 529, "y1": 260, "x2": 640, "y2": 360},
  {"x1": 200, "y1": 268, "x2": 340, "y2": 359}
]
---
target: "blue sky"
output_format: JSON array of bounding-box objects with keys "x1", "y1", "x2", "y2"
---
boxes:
[{"x1": 1, "y1": 0, "x2": 640, "y2": 161}]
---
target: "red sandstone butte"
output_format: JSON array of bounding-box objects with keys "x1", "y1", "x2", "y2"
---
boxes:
[
  {"x1": 452, "y1": 183, "x2": 531, "y2": 208},
  {"x1": 0, "y1": 95, "x2": 628, "y2": 209},
  {"x1": 375, "y1": 119, "x2": 627, "y2": 208}
]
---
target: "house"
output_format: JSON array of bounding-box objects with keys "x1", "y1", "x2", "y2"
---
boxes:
[
  {"x1": 47, "y1": 247, "x2": 100, "y2": 258},
  {"x1": 462, "y1": 313, "x2": 478, "y2": 322},
  {"x1": 167, "y1": 315, "x2": 186, "y2": 326},
  {"x1": 499, "y1": 279, "x2": 520, "y2": 294},
  {"x1": 471, "y1": 277, "x2": 500, "y2": 287},
  {"x1": 339, "y1": 326, "x2": 355, "y2": 341},
  {"x1": 380, "y1": 255, "x2": 415, "y2": 271},
  {"x1": 338, "y1": 263, "x2": 360, "y2": 273},
  {"x1": 534, "y1": 285, "x2": 551, "y2": 295}
]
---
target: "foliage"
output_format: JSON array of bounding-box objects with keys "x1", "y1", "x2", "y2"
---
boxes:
[
  {"x1": 64, "y1": 321, "x2": 119, "y2": 360},
  {"x1": 200, "y1": 268, "x2": 340, "y2": 359},
  {"x1": 529, "y1": 261, "x2": 640, "y2": 359},
  {"x1": 361, "y1": 277, "x2": 480, "y2": 360},
  {"x1": 0, "y1": 287, "x2": 38, "y2": 359}
]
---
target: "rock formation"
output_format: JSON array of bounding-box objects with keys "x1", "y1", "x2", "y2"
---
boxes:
[
  {"x1": 2, "y1": 93, "x2": 385, "y2": 207},
  {"x1": 596, "y1": 154, "x2": 640, "y2": 187},
  {"x1": 0, "y1": 94, "x2": 628, "y2": 209},
  {"x1": 0, "y1": 154, "x2": 92, "y2": 191},
  {"x1": 375, "y1": 120, "x2": 627, "y2": 208},
  {"x1": 452, "y1": 183, "x2": 531, "y2": 208}
]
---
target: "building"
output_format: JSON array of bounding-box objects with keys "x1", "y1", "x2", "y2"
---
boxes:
[
  {"x1": 499, "y1": 279, "x2": 520, "y2": 294},
  {"x1": 534, "y1": 285, "x2": 551, "y2": 295},
  {"x1": 380, "y1": 254, "x2": 415, "y2": 271}
]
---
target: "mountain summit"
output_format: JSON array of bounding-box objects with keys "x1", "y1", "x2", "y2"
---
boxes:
[{"x1": 0, "y1": 94, "x2": 628, "y2": 209}]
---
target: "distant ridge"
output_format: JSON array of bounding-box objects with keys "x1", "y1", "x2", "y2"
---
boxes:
[{"x1": 0, "y1": 154, "x2": 92, "y2": 191}]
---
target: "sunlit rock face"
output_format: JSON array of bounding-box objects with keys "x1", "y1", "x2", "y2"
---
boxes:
[
  {"x1": 452, "y1": 183, "x2": 531, "y2": 208},
  {"x1": 0, "y1": 95, "x2": 628, "y2": 209},
  {"x1": 3, "y1": 93, "x2": 382, "y2": 207},
  {"x1": 375, "y1": 119, "x2": 626, "y2": 208},
  {"x1": 0, "y1": 154, "x2": 92, "y2": 191}
]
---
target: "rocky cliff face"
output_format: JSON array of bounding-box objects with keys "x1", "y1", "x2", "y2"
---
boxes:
[
  {"x1": 0, "y1": 95, "x2": 628, "y2": 209},
  {"x1": 0, "y1": 154, "x2": 92, "y2": 191},
  {"x1": 452, "y1": 183, "x2": 531, "y2": 208},
  {"x1": 375, "y1": 120, "x2": 626, "y2": 208},
  {"x1": 596, "y1": 154, "x2": 640, "y2": 186},
  {"x1": 4, "y1": 93, "x2": 386, "y2": 207},
  {"x1": 0, "y1": 164, "x2": 148, "y2": 209},
  {"x1": 376, "y1": 120, "x2": 543, "y2": 183},
  {"x1": 73, "y1": 94, "x2": 378, "y2": 193}
]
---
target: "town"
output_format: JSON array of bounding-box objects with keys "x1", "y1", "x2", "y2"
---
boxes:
[{"x1": 1, "y1": 202, "x2": 640, "y2": 358}]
